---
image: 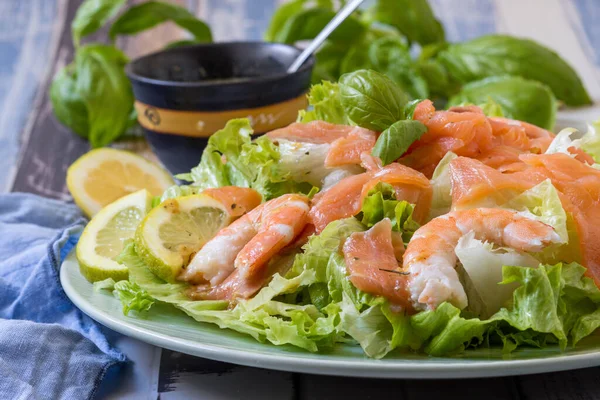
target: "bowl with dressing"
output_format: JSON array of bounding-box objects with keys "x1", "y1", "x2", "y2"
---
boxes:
[{"x1": 126, "y1": 42, "x2": 314, "y2": 174}]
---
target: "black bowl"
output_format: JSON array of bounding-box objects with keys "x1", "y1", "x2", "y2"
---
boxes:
[{"x1": 126, "y1": 42, "x2": 314, "y2": 175}]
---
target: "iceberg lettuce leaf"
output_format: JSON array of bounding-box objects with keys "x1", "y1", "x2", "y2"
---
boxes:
[{"x1": 429, "y1": 151, "x2": 457, "y2": 219}]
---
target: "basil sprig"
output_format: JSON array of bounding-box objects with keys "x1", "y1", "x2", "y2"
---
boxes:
[{"x1": 51, "y1": 0, "x2": 212, "y2": 147}]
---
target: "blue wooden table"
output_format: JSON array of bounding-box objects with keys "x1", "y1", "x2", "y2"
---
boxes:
[{"x1": 3, "y1": 1, "x2": 600, "y2": 398}]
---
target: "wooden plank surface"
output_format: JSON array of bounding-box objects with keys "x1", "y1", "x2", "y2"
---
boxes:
[{"x1": 5, "y1": 1, "x2": 600, "y2": 399}]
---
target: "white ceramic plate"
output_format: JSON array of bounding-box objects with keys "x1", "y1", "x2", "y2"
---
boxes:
[{"x1": 61, "y1": 250, "x2": 600, "y2": 379}]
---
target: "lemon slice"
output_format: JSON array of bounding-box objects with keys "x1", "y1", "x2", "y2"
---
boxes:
[
  {"x1": 77, "y1": 189, "x2": 153, "y2": 282},
  {"x1": 135, "y1": 195, "x2": 231, "y2": 282},
  {"x1": 67, "y1": 148, "x2": 174, "y2": 217}
]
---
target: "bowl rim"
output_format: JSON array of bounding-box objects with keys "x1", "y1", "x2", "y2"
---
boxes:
[{"x1": 125, "y1": 41, "x2": 315, "y2": 89}]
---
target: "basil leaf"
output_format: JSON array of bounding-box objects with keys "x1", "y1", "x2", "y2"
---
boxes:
[
  {"x1": 448, "y1": 76, "x2": 557, "y2": 130},
  {"x1": 416, "y1": 59, "x2": 457, "y2": 98},
  {"x1": 164, "y1": 40, "x2": 201, "y2": 49},
  {"x1": 339, "y1": 69, "x2": 408, "y2": 131},
  {"x1": 74, "y1": 44, "x2": 134, "y2": 147},
  {"x1": 372, "y1": 120, "x2": 428, "y2": 165},
  {"x1": 438, "y1": 35, "x2": 591, "y2": 106},
  {"x1": 368, "y1": 36, "x2": 410, "y2": 70},
  {"x1": 340, "y1": 46, "x2": 373, "y2": 75},
  {"x1": 312, "y1": 41, "x2": 347, "y2": 83},
  {"x1": 366, "y1": 36, "x2": 429, "y2": 99},
  {"x1": 72, "y1": 0, "x2": 126, "y2": 46},
  {"x1": 364, "y1": 0, "x2": 445, "y2": 45},
  {"x1": 109, "y1": 1, "x2": 212, "y2": 42},
  {"x1": 403, "y1": 99, "x2": 424, "y2": 120},
  {"x1": 385, "y1": 66, "x2": 429, "y2": 100},
  {"x1": 264, "y1": 0, "x2": 306, "y2": 41},
  {"x1": 274, "y1": 8, "x2": 365, "y2": 44},
  {"x1": 50, "y1": 66, "x2": 90, "y2": 138}
]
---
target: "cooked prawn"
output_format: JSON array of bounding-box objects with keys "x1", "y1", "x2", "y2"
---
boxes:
[
  {"x1": 188, "y1": 224, "x2": 315, "y2": 301},
  {"x1": 403, "y1": 208, "x2": 562, "y2": 311},
  {"x1": 180, "y1": 194, "x2": 310, "y2": 293}
]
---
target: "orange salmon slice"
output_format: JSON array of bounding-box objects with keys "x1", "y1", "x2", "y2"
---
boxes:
[
  {"x1": 267, "y1": 121, "x2": 377, "y2": 167},
  {"x1": 343, "y1": 219, "x2": 412, "y2": 310}
]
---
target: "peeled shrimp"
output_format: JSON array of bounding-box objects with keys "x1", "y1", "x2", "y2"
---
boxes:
[
  {"x1": 403, "y1": 208, "x2": 562, "y2": 311},
  {"x1": 180, "y1": 194, "x2": 310, "y2": 292}
]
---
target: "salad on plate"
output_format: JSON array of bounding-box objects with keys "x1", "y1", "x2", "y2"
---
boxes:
[{"x1": 73, "y1": 69, "x2": 600, "y2": 359}]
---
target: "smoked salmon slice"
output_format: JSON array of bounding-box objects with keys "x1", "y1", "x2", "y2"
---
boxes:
[
  {"x1": 310, "y1": 161, "x2": 431, "y2": 233},
  {"x1": 343, "y1": 219, "x2": 412, "y2": 310},
  {"x1": 399, "y1": 101, "x2": 555, "y2": 178},
  {"x1": 266, "y1": 121, "x2": 377, "y2": 167}
]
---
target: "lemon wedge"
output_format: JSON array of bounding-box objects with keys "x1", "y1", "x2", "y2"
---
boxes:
[
  {"x1": 135, "y1": 195, "x2": 231, "y2": 282},
  {"x1": 67, "y1": 148, "x2": 174, "y2": 217},
  {"x1": 76, "y1": 189, "x2": 153, "y2": 282}
]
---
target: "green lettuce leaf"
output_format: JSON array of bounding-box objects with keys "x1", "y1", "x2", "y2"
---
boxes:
[
  {"x1": 116, "y1": 241, "x2": 339, "y2": 352},
  {"x1": 178, "y1": 119, "x2": 312, "y2": 199},
  {"x1": 113, "y1": 280, "x2": 156, "y2": 315},
  {"x1": 357, "y1": 182, "x2": 419, "y2": 241},
  {"x1": 409, "y1": 262, "x2": 600, "y2": 356},
  {"x1": 546, "y1": 121, "x2": 600, "y2": 165},
  {"x1": 298, "y1": 81, "x2": 350, "y2": 124},
  {"x1": 503, "y1": 179, "x2": 568, "y2": 242}
]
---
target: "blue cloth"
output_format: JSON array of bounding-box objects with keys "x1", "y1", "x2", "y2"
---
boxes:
[{"x1": 0, "y1": 193, "x2": 127, "y2": 400}]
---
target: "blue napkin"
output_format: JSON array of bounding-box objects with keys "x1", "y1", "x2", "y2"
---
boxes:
[{"x1": 0, "y1": 193, "x2": 127, "y2": 399}]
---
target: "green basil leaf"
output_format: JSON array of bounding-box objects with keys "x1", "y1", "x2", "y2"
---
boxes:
[
  {"x1": 403, "y1": 99, "x2": 424, "y2": 120},
  {"x1": 448, "y1": 76, "x2": 557, "y2": 130},
  {"x1": 164, "y1": 40, "x2": 201, "y2": 49},
  {"x1": 75, "y1": 44, "x2": 134, "y2": 147},
  {"x1": 339, "y1": 69, "x2": 408, "y2": 131},
  {"x1": 415, "y1": 59, "x2": 457, "y2": 98},
  {"x1": 385, "y1": 66, "x2": 429, "y2": 100},
  {"x1": 368, "y1": 36, "x2": 410, "y2": 71},
  {"x1": 312, "y1": 41, "x2": 347, "y2": 83},
  {"x1": 274, "y1": 8, "x2": 365, "y2": 44},
  {"x1": 50, "y1": 66, "x2": 90, "y2": 138},
  {"x1": 372, "y1": 120, "x2": 428, "y2": 165},
  {"x1": 264, "y1": 0, "x2": 306, "y2": 41},
  {"x1": 72, "y1": 0, "x2": 126, "y2": 46},
  {"x1": 339, "y1": 46, "x2": 373, "y2": 75},
  {"x1": 438, "y1": 35, "x2": 591, "y2": 106},
  {"x1": 364, "y1": 0, "x2": 445, "y2": 45},
  {"x1": 109, "y1": 1, "x2": 212, "y2": 42}
]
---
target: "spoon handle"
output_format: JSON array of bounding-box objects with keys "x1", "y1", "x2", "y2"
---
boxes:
[{"x1": 287, "y1": 0, "x2": 365, "y2": 73}]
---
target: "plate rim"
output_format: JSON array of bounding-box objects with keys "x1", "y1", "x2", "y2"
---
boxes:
[{"x1": 60, "y1": 251, "x2": 600, "y2": 379}]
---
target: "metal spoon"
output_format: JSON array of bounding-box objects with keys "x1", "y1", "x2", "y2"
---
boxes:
[{"x1": 287, "y1": 0, "x2": 365, "y2": 73}]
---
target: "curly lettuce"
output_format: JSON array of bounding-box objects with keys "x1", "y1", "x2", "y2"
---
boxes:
[{"x1": 175, "y1": 118, "x2": 313, "y2": 200}]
